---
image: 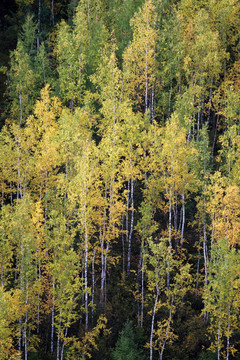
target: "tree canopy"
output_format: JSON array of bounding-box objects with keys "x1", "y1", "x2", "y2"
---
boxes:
[{"x1": 0, "y1": 0, "x2": 240, "y2": 359}]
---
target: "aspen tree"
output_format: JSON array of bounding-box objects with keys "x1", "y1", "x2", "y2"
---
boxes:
[
  {"x1": 98, "y1": 135, "x2": 124, "y2": 305},
  {"x1": 0, "y1": 287, "x2": 23, "y2": 360},
  {"x1": 206, "y1": 174, "x2": 240, "y2": 247},
  {"x1": 177, "y1": 0, "x2": 226, "y2": 138},
  {"x1": 0, "y1": 126, "x2": 18, "y2": 205},
  {"x1": 10, "y1": 124, "x2": 29, "y2": 201},
  {"x1": 91, "y1": 41, "x2": 125, "y2": 302},
  {"x1": 68, "y1": 137, "x2": 100, "y2": 329},
  {"x1": 136, "y1": 114, "x2": 196, "y2": 336},
  {"x1": 35, "y1": 43, "x2": 52, "y2": 88},
  {"x1": 10, "y1": 195, "x2": 43, "y2": 359},
  {"x1": 57, "y1": 105, "x2": 100, "y2": 333},
  {"x1": 55, "y1": 4, "x2": 89, "y2": 109},
  {"x1": 193, "y1": 125, "x2": 211, "y2": 304},
  {"x1": 136, "y1": 200, "x2": 158, "y2": 328},
  {"x1": 121, "y1": 109, "x2": 147, "y2": 275},
  {"x1": 47, "y1": 208, "x2": 81, "y2": 359},
  {"x1": 6, "y1": 13, "x2": 44, "y2": 126},
  {"x1": 178, "y1": 2, "x2": 224, "y2": 86},
  {"x1": 123, "y1": 0, "x2": 158, "y2": 113},
  {"x1": 65, "y1": 315, "x2": 108, "y2": 359},
  {"x1": 57, "y1": 107, "x2": 94, "y2": 203},
  {"x1": 145, "y1": 238, "x2": 192, "y2": 360},
  {"x1": 0, "y1": 206, "x2": 13, "y2": 287},
  {"x1": 203, "y1": 239, "x2": 240, "y2": 360},
  {"x1": 2, "y1": 0, "x2": 240, "y2": 358},
  {"x1": 216, "y1": 84, "x2": 240, "y2": 183},
  {"x1": 8, "y1": 41, "x2": 36, "y2": 126},
  {"x1": 156, "y1": 114, "x2": 196, "y2": 248},
  {"x1": 156, "y1": 7, "x2": 184, "y2": 121},
  {"x1": 208, "y1": 0, "x2": 240, "y2": 58},
  {"x1": 24, "y1": 85, "x2": 61, "y2": 201},
  {"x1": 107, "y1": 0, "x2": 144, "y2": 57}
]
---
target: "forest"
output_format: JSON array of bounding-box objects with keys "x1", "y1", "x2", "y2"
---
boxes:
[{"x1": 0, "y1": 0, "x2": 240, "y2": 359}]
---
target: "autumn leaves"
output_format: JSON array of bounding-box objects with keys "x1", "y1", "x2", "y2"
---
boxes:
[{"x1": 1, "y1": 0, "x2": 240, "y2": 359}]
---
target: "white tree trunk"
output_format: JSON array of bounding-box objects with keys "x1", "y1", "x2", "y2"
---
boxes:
[
  {"x1": 91, "y1": 248, "x2": 96, "y2": 322},
  {"x1": 51, "y1": 280, "x2": 55, "y2": 355},
  {"x1": 127, "y1": 179, "x2": 134, "y2": 275},
  {"x1": 150, "y1": 285, "x2": 159, "y2": 360}
]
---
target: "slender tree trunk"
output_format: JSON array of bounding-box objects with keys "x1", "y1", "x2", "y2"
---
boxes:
[
  {"x1": 104, "y1": 241, "x2": 109, "y2": 306},
  {"x1": 51, "y1": 280, "x2": 55, "y2": 355},
  {"x1": 44, "y1": 171, "x2": 48, "y2": 229},
  {"x1": 217, "y1": 317, "x2": 221, "y2": 360},
  {"x1": 168, "y1": 79, "x2": 173, "y2": 120},
  {"x1": 137, "y1": 250, "x2": 142, "y2": 326},
  {"x1": 141, "y1": 248, "x2": 145, "y2": 328},
  {"x1": 100, "y1": 234, "x2": 104, "y2": 305},
  {"x1": 1, "y1": 255, "x2": 3, "y2": 287},
  {"x1": 167, "y1": 195, "x2": 172, "y2": 289},
  {"x1": 173, "y1": 194, "x2": 178, "y2": 236},
  {"x1": 24, "y1": 278, "x2": 29, "y2": 360},
  {"x1": 79, "y1": 269, "x2": 84, "y2": 327},
  {"x1": 23, "y1": 166, "x2": 27, "y2": 197},
  {"x1": 207, "y1": 78, "x2": 213, "y2": 124},
  {"x1": 126, "y1": 179, "x2": 129, "y2": 269},
  {"x1": 150, "y1": 285, "x2": 159, "y2": 360},
  {"x1": 127, "y1": 178, "x2": 134, "y2": 275},
  {"x1": 10, "y1": 182, "x2": 13, "y2": 208},
  {"x1": 51, "y1": 0, "x2": 54, "y2": 26},
  {"x1": 17, "y1": 138, "x2": 22, "y2": 200},
  {"x1": 19, "y1": 89, "x2": 23, "y2": 127},
  {"x1": 203, "y1": 215, "x2": 208, "y2": 287},
  {"x1": 37, "y1": 264, "x2": 41, "y2": 334},
  {"x1": 181, "y1": 193, "x2": 185, "y2": 244},
  {"x1": 195, "y1": 238, "x2": 201, "y2": 293},
  {"x1": 18, "y1": 251, "x2": 24, "y2": 355},
  {"x1": 18, "y1": 317, "x2": 22, "y2": 356},
  {"x1": 169, "y1": 191, "x2": 172, "y2": 248},
  {"x1": 122, "y1": 215, "x2": 125, "y2": 274},
  {"x1": 226, "y1": 304, "x2": 231, "y2": 360},
  {"x1": 197, "y1": 103, "x2": 201, "y2": 141},
  {"x1": 145, "y1": 15, "x2": 149, "y2": 114},
  {"x1": 91, "y1": 248, "x2": 96, "y2": 322},
  {"x1": 64, "y1": 161, "x2": 68, "y2": 204},
  {"x1": 151, "y1": 82, "x2": 155, "y2": 123},
  {"x1": 211, "y1": 213, "x2": 215, "y2": 255},
  {"x1": 159, "y1": 297, "x2": 174, "y2": 360},
  {"x1": 84, "y1": 188, "x2": 89, "y2": 331},
  {"x1": 100, "y1": 185, "x2": 107, "y2": 305},
  {"x1": 87, "y1": 0, "x2": 90, "y2": 30},
  {"x1": 37, "y1": 0, "x2": 41, "y2": 50},
  {"x1": 56, "y1": 315, "x2": 61, "y2": 360},
  {"x1": 203, "y1": 198, "x2": 208, "y2": 323},
  {"x1": 60, "y1": 326, "x2": 68, "y2": 360},
  {"x1": 1, "y1": 178, "x2": 4, "y2": 206},
  {"x1": 212, "y1": 114, "x2": 219, "y2": 162}
]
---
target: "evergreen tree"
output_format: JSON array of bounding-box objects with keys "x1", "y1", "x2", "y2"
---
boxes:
[{"x1": 112, "y1": 320, "x2": 143, "y2": 360}]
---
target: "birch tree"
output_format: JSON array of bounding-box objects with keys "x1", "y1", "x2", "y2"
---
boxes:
[
  {"x1": 123, "y1": 0, "x2": 158, "y2": 114},
  {"x1": 203, "y1": 239, "x2": 240, "y2": 360}
]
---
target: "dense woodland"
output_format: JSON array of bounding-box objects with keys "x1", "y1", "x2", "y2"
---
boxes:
[{"x1": 0, "y1": 0, "x2": 240, "y2": 359}]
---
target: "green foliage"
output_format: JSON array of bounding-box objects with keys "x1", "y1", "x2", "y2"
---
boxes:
[
  {"x1": 112, "y1": 321, "x2": 143, "y2": 360},
  {"x1": 203, "y1": 239, "x2": 240, "y2": 358},
  {"x1": 198, "y1": 351, "x2": 216, "y2": 360},
  {"x1": 0, "y1": 0, "x2": 240, "y2": 359},
  {"x1": 0, "y1": 287, "x2": 22, "y2": 359}
]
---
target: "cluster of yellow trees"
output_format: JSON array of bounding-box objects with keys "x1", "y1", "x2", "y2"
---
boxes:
[{"x1": 0, "y1": 0, "x2": 240, "y2": 359}]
